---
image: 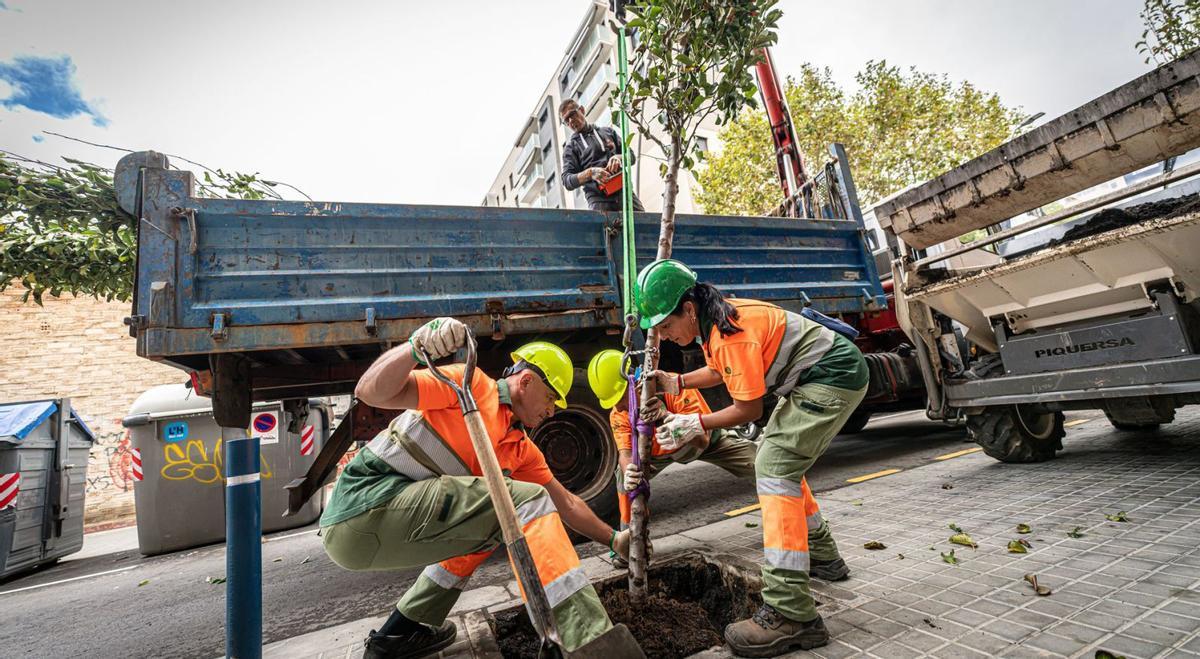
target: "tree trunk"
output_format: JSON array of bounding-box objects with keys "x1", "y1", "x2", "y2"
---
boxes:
[{"x1": 628, "y1": 135, "x2": 683, "y2": 602}]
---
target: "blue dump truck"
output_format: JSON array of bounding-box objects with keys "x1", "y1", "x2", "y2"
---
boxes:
[{"x1": 115, "y1": 148, "x2": 889, "y2": 523}]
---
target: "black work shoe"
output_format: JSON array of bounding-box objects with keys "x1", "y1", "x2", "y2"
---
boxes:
[
  {"x1": 810, "y1": 557, "x2": 850, "y2": 581},
  {"x1": 362, "y1": 620, "x2": 457, "y2": 659},
  {"x1": 725, "y1": 605, "x2": 828, "y2": 657}
]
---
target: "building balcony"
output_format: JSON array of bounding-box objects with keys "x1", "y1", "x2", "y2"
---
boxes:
[
  {"x1": 515, "y1": 135, "x2": 541, "y2": 175},
  {"x1": 516, "y1": 164, "x2": 545, "y2": 204},
  {"x1": 579, "y1": 64, "x2": 616, "y2": 115},
  {"x1": 562, "y1": 25, "x2": 613, "y2": 98}
]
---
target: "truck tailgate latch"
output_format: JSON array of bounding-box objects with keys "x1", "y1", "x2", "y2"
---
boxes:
[
  {"x1": 365, "y1": 307, "x2": 378, "y2": 336},
  {"x1": 211, "y1": 313, "x2": 229, "y2": 341}
]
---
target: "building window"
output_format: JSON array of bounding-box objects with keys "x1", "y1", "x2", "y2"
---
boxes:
[
  {"x1": 539, "y1": 108, "x2": 549, "y2": 128},
  {"x1": 546, "y1": 172, "x2": 556, "y2": 190},
  {"x1": 501, "y1": 186, "x2": 507, "y2": 201},
  {"x1": 542, "y1": 142, "x2": 552, "y2": 158},
  {"x1": 696, "y1": 136, "x2": 709, "y2": 152}
]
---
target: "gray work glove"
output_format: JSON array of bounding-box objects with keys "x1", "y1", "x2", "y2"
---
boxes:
[{"x1": 410, "y1": 317, "x2": 467, "y2": 363}]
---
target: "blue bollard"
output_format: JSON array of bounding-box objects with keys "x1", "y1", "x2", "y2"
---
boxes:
[{"x1": 223, "y1": 427, "x2": 262, "y2": 659}]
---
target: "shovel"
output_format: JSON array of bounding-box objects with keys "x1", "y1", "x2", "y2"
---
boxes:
[{"x1": 417, "y1": 329, "x2": 644, "y2": 659}]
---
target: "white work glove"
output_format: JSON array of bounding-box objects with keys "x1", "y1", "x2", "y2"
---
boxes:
[
  {"x1": 656, "y1": 413, "x2": 705, "y2": 452},
  {"x1": 622, "y1": 463, "x2": 643, "y2": 492},
  {"x1": 644, "y1": 369, "x2": 682, "y2": 396},
  {"x1": 610, "y1": 529, "x2": 653, "y2": 562},
  {"x1": 409, "y1": 317, "x2": 467, "y2": 363}
]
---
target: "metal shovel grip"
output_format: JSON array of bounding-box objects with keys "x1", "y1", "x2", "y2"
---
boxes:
[{"x1": 414, "y1": 329, "x2": 562, "y2": 649}]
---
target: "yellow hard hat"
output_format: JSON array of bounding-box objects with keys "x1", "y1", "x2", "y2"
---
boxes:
[
  {"x1": 510, "y1": 341, "x2": 574, "y2": 409},
  {"x1": 587, "y1": 350, "x2": 628, "y2": 409}
]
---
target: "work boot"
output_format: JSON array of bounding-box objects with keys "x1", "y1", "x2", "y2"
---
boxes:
[
  {"x1": 362, "y1": 620, "x2": 457, "y2": 659},
  {"x1": 810, "y1": 557, "x2": 850, "y2": 581},
  {"x1": 724, "y1": 605, "x2": 828, "y2": 657}
]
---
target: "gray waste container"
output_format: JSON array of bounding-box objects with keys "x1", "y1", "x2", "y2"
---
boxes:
[
  {"x1": 0, "y1": 398, "x2": 96, "y2": 578},
  {"x1": 122, "y1": 384, "x2": 330, "y2": 556}
]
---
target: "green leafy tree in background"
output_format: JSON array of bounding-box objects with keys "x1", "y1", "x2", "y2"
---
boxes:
[
  {"x1": 1137, "y1": 0, "x2": 1200, "y2": 64},
  {"x1": 0, "y1": 147, "x2": 302, "y2": 304},
  {"x1": 696, "y1": 61, "x2": 1026, "y2": 215}
]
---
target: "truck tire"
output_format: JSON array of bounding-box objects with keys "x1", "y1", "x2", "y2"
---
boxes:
[
  {"x1": 838, "y1": 408, "x2": 872, "y2": 435},
  {"x1": 1105, "y1": 413, "x2": 1163, "y2": 432},
  {"x1": 529, "y1": 387, "x2": 619, "y2": 534},
  {"x1": 1104, "y1": 399, "x2": 1175, "y2": 431},
  {"x1": 968, "y1": 406, "x2": 1064, "y2": 463}
]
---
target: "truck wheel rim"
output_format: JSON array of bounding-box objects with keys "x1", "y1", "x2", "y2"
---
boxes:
[{"x1": 531, "y1": 405, "x2": 616, "y2": 502}]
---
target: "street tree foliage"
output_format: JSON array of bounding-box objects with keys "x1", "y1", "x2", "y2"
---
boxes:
[
  {"x1": 1137, "y1": 0, "x2": 1200, "y2": 64},
  {"x1": 695, "y1": 62, "x2": 1026, "y2": 215},
  {"x1": 619, "y1": 0, "x2": 781, "y2": 249},
  {"x1": 0, "y1": 150, "x2": 295, "y2": 305}
]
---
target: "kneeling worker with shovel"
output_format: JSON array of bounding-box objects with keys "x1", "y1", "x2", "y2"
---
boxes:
[{"x1": 322, "y1": 317, "x2": 642, "y2": 658}]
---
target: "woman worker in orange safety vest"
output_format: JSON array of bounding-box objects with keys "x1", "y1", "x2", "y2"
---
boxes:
[{"x1": 634, "y1": 259, "x2": 869, "y2": 657}]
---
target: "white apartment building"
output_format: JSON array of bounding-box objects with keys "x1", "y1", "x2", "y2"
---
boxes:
[{"x1": 483, "y1": 1, "x2": 720, "y2": 213}]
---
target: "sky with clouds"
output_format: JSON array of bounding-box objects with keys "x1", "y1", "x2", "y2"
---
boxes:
[{"x1": 0, "y1": 0, "x2": 1154, "y2": 206}]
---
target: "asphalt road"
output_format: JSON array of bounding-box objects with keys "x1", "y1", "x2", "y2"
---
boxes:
[{"x1": 0, "y1": 410, "x2": 971, "y2": 658}]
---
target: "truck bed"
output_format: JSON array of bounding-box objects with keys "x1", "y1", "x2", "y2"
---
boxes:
[{"x1": 118, "y1": 152, "x2": 884, "y2": 398}]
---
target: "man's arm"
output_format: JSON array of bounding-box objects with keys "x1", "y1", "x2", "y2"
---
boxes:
[
  {"x1": 544, "y1": 477, "x2": 613, "y2": 547},
  {"x1": 561, "y1": 139, "x2": 584, "y2": 191},
  {"x1": 355, "y1": 342, "x2": 421, "y2": 410}
]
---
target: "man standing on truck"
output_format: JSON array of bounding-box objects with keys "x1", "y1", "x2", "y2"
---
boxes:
[
  {"x1": 559, "y1": 98, "x2": 646, "y2": 212},
  {"x1": 587, "y1": 348, "x2": 757, "y2": 567},
  {"x1": 321, "y1": 317, "x2": 633, "y2": 658}
]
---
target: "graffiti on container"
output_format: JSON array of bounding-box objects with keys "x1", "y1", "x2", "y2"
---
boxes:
[
  {"x1": 161, "y1": 439, "x2": 273, "y2": 484},
  {"x1": 86, "y1": 426, "x2": 137, "y2": 494}
]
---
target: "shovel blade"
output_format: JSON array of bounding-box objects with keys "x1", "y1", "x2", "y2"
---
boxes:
[{"x1": 566, "y1": 623, "x2": 644, "y2": 659}]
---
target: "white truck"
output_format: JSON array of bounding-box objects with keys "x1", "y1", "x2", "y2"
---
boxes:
[{"x1": 875, "y1": 51, "x2": 1200, "y2": 462}]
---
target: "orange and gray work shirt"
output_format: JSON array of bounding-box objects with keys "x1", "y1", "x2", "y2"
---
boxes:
[
  {"x1": 320, "y1": 366, "x2": 552, "y2": 527},
  {"x1": 703, "y1": 298, "x2": 868, "y2": 402},
  {"x1": 609, "y1": 389, "x2": 712, "y2": 458}
]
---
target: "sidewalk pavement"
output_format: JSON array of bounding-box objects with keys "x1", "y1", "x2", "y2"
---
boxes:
[{"x1": 265, "y1": 408, "x2": 1200, "y2": 658}]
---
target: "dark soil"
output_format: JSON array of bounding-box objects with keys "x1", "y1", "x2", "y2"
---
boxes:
[
  {"x1": 491, "y1": 557, "x2": 759, "y2": 659},
  {"x1": 1050, "y1": 193, "x2": 1200, "y2": 247}
]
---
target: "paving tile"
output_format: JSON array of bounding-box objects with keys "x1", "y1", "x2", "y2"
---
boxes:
[
  {"x1": 1022, "y1": 632, "x2": 1083, "y2": 655},
  {"x1": 1096, "y1": 634, "x2": 1170, "y2": 659}
]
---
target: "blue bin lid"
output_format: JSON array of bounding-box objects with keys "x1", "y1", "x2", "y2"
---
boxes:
[{"x1": 0, "y1": 401, "x2": 96, "y2": 443}]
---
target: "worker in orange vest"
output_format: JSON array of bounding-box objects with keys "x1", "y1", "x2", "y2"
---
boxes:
[
  {"x1": 322, "y1": 318, "x2": 631, "y2": 658},
  {"x1": 586, "y1": 348, "x2": 756, "y2": 567},
  {"x1": 635, "y1": 260, "x2": 867, "y2": 657}
]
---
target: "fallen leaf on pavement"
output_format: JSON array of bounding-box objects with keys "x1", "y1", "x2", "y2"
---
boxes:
[
  {"x1": 1095, "y1": 651, "x2": 1126, "y2": 659},
  {"x1": 206, "y1": 576, "x2": 227, "y2": 585},
  {"x1": 897, "y1": 553, "x2": 905, "y2": 560},
  {"x1": 941, "y1": 483, "x2": 954, "y2": 490},
  {"x1": 300, "y1": 556, "x2": 312, "y2": 564},
  {"x1": 941, "y1": 549, "x2": 958, "y2": 565},
  {"x1": 922, "y1": 617, "x2": 941, "y2": 630},
  {"x1": 949, "y1": 533, "x2": 978, "y2": 549},
  {"x1": 273, "y1": 557, "x2": 283, "y2": 562},
  {"x1": 744, "y1": 522, "x2": 758, "y2": 528},
  {"x1": 948, "y1": 523, "x2": 963, "y2": 533},
  {"x1": 1024, "y1": 573, "x2": 1051, "y2": 596},
  {"x1": 863, "y1": 541, "x2": 887, "y2": 550},
  {"x1": 137, "y1": 579, "x2": 150, "y2": 587},
  {"x1": 1016, "y1": 523, "x2": 1031, "y2": 534},
  {"x1": 1068, "y1": 527, "x2": 1085, "y2": 538},
  {"x1": 850, "y1": 499, "x2": 864, "y2": 506},
  {"x1": 1007, "y1": 540, "x2": 1029, "y2": 554},
  {"x1": 1105, "y1": 511, "x2": 1130, "y2": 522}
]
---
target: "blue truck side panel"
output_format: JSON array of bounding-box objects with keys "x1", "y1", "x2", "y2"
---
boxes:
[{"x1": 119, "y1": 153, "x2": 884, "y2": 366}]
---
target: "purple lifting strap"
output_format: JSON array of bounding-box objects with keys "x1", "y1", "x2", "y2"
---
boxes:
[{"x1": 625, "y1": 371, "x2": 651, "y2": 501}]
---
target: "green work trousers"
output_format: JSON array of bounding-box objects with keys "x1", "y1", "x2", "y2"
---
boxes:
[
  {"x1": 756, "y1": 381, "x2": 867, "y2": 622},
  {"x1": 322, "y1": 475, "x2": 612, "y2": 652}
]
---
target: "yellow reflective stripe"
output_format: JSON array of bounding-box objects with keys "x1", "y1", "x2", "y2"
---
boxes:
[{"x1": 757, "y1": 477, "x2": 803, "y2": 497}]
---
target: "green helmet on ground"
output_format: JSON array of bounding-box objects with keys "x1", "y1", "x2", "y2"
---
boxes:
[
  {"x1": 635, "y1": 259, "x2": 698, "y2": 329},
  {"x1": 586, "y1": 349, "x2": 627, "y2": 409},
  {"x1": 510, "y1": 342, "x2": 573, "y2": 409}
]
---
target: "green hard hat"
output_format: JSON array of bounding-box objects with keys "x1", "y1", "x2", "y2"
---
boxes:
[{"x1": 635, "y1": 259, "x2": 698, "y2": 330}]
